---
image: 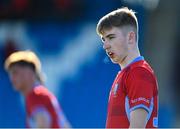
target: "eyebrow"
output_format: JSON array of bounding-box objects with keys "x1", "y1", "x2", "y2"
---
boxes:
[{"x1": 101, "y1": 34, "x2": 115, "y2": 41}]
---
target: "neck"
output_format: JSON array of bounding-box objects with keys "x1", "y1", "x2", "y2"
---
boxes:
[{"x1": 119, "y1": 49, "x2": 140, "y2": 69}]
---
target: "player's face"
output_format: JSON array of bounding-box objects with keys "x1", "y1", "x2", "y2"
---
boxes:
[
  {"x1": 101, "y1": 27, "x2": 129, "y2": 64},
  {"x1": 8, "y1": 65, "x2": 33, "y2": 92}
]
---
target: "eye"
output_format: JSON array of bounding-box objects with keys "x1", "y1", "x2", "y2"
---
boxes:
[{"x1": 108, "y1": 36, "x2": 114, "y2": 40}]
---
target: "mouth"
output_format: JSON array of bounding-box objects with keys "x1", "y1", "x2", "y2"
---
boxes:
[{"x1": 106, "y1": 51, "x2": 114, "y2": 58}]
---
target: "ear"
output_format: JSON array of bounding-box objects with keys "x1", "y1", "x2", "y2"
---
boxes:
[{"x1": 128, "y1": 31, "x2": 136, "y2": 44}]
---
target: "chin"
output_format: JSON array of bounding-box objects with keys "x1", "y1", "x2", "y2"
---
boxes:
[
  {"x1": 110, "y1": 58, "x2": 119, "y2": 64},
  {"x1": 13, "y1": 84, "x2": 22, "y2": 91}
]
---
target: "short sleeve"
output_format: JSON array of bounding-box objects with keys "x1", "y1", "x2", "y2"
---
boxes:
[
  {"x1": 27, "y1": 95, "x2": 52, "y2": 127},
  {"x1": 126, "y1": 67, "x2": 155, "y2": 112}
]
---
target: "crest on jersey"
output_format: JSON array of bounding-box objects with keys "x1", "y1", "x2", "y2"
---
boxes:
[{"x1": 113, "y1": 83, "x2": 119, "y2": 96}]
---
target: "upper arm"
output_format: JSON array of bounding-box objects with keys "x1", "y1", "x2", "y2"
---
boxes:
[
  {"x1": 28, "y1": 94, "x2": 52, "y2": 128},
  {"x1": 126, "y1": 67, "x2": 155, "y2": 108},
  {"x1": 32, "y1": 106, "x2": 52, "y2": 128},
  {"x1": 129, "y1": 108, "x2": 148, "y2": 128},
  {"x1": 126, "y1": 67, "x2": 156, "y2": 127}
]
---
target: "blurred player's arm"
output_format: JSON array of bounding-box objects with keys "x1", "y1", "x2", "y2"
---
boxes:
[
  {"x1": 33, "y1": 107, "x2": 51, "y2": 128},
  {"x1": 129, "y1": 108, "x2": 148, "y2": 128}
]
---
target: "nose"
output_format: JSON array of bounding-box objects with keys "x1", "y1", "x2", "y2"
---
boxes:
[{"x1": 103, "y1": 41, "x2": 110, "y2": 50}]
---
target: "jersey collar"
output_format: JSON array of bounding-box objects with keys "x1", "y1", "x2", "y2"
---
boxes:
[
  {"x1": 121, "y1": 56, "x2": 144, "y2": 71},
  {"x1": 130, "y1": 56, "x2": 144, "y2": 64}
]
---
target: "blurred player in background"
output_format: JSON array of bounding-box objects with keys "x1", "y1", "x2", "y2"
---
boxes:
[
  {"x1": 96, "y1": 7, "x2": 158, "y2": 128},
  {"x1": 4, "y1": 50, "x2": 70, "y2": 128}
]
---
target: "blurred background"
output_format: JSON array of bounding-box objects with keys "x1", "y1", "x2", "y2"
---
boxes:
[{"x1": 0, "y1": 0, "x2": 179, "y2": 127}]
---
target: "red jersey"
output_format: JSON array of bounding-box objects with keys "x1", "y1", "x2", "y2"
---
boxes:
[
  {"x1": 106, "y1": 58, "x2": 158, "y2": 128},
  {"x1": 26, "y1": 85, "x2": 66, "y2": 128}
]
